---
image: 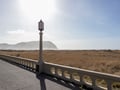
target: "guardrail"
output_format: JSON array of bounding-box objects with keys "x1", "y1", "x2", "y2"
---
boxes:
[
  {"x1": 44, "y1": 62, "x2": 120, "y2": 90},
  {"x1": 0, "y1": 54, "x2": 37, "y2": 72},
  {"x1": 0, "y1": 54, "x2": 120, "y2": 90}
]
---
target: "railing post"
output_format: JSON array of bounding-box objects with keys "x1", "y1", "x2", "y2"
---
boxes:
[
  {"x1": 32, "y1": 62, "x2": 34, "y2": 69},
  {"x1": 80, "y1": 74, "x2": 84, "y2": 84},
  {"x1": 91, "y1": 76, "x2": 96, "y2": 90},
  {"x1": 70, "y1": 72, "x2": 73, "y2": 80},
  {"x1": 107, "y1": 80, "x2": 112, "y2": 90}
]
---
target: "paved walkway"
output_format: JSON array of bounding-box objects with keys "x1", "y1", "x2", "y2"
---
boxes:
[{"x1": 0, "y1": 59, "x2": 81, "y2": 90}]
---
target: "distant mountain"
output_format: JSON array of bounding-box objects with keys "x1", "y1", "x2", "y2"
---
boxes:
[{"x1": 0, "y1": 41, "x2": 57, "y2": 50}]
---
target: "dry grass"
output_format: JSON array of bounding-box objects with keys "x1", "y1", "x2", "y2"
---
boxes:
[{"x1": 0, "y1": 50, "x2": 120, "y2": 75}]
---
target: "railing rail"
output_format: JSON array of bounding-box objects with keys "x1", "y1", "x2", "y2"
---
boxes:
[{"x1": 0, "y1": 54, "x2": 120, "y2": 90}]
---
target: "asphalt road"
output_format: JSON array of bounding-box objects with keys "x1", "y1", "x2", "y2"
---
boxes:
[{"x1": 0, "y1": 59, "x2": 81, "y2": 90}]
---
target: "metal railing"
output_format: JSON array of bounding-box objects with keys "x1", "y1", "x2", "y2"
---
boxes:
[{"x1": 0, "y1": 54, "x2": 120, "y2": 90}]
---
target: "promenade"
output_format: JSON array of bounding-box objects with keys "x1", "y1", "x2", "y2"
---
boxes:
[{"x1": 0, "y1": 59, "x2": 81, "y2": 90}]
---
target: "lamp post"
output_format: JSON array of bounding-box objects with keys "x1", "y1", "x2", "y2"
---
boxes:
[{"x1": 37, "y1": 20, "x2": 44, "y2": 75}]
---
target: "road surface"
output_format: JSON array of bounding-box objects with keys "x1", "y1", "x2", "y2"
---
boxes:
[{"x1": 0, "y1": 59, "x2": 81, "y2": 90}]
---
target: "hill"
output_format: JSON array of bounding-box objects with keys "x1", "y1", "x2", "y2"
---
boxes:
[{"x1": 0, "y1": 41, "x2": 57, "y2": 50}]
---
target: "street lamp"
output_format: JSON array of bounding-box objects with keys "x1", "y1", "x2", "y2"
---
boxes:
[
  {"x1": 38, "y1": 20, "x2": 44, "y2": 63},
  {"x1": 36, "y1": 20, "x2": 44, "y2": 75}
]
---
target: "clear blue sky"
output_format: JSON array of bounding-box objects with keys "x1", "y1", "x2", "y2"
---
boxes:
[{"x1": 0, "y1": 0, "x2": 120, "y2": 49}]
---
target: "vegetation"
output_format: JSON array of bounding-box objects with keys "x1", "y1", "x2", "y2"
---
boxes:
[{"x1": 0, "y1": 50, "x2": 120, "y2": 76}]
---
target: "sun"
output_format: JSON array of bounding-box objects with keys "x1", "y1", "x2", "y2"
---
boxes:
[{"x1": 18, "y1": 0, "x2": 56, "y2": 20}]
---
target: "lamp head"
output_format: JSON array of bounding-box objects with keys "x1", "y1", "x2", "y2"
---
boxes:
[{"x1": 38, "y1": 20, "x2": 44, "y2": 31}]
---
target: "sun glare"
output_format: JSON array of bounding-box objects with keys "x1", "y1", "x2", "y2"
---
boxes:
[{"x1": 19, "y1": 0, "x2": 56, "y2": 20}]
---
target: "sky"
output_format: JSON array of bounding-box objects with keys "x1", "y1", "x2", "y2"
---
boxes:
[{"x1": 0, "y1": 0, "x2": 120, "y2": 49}]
